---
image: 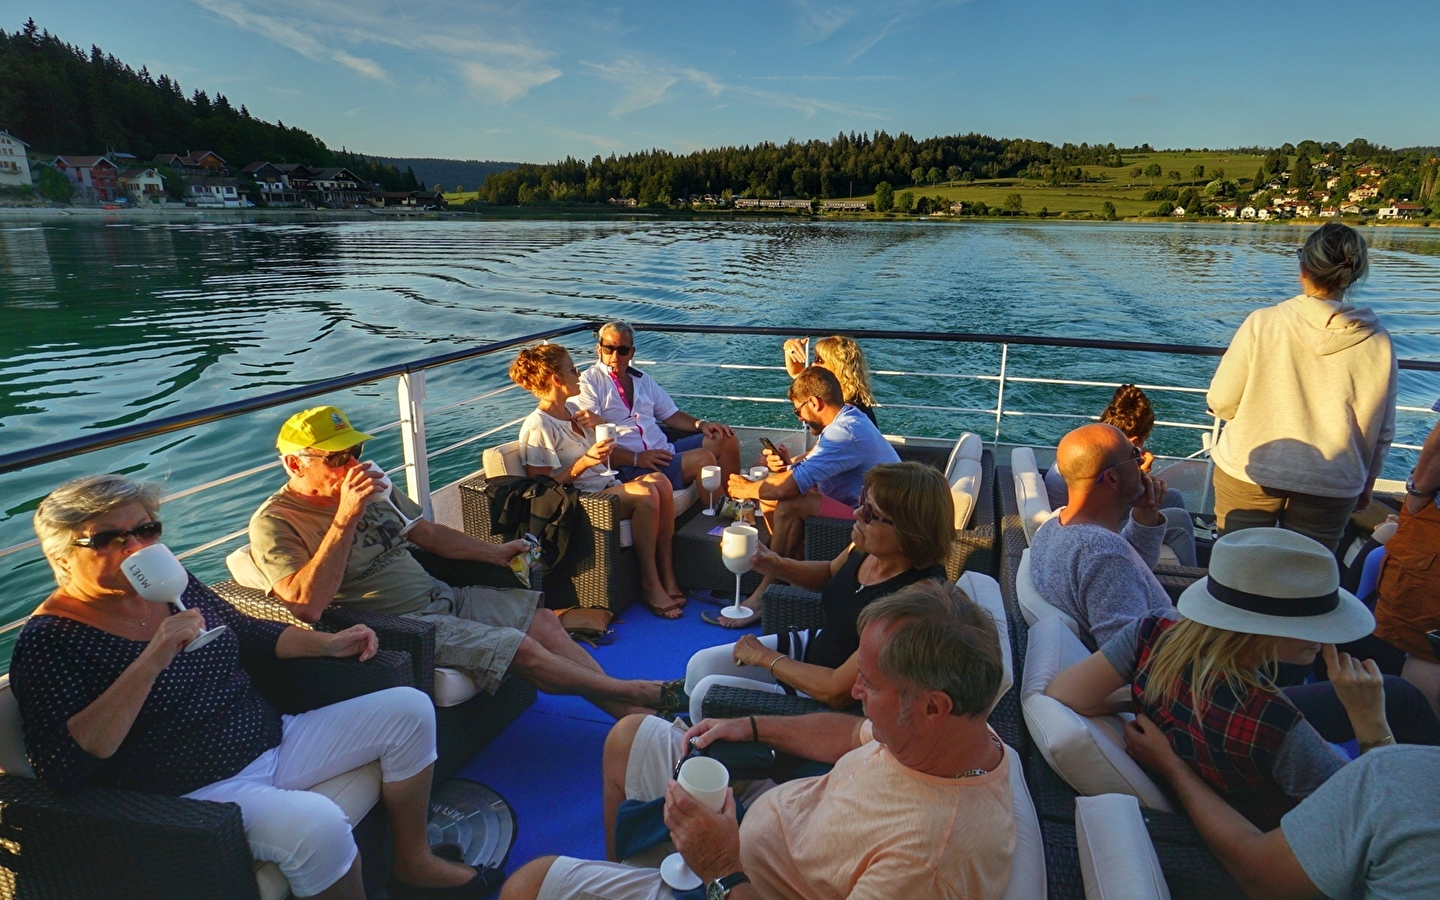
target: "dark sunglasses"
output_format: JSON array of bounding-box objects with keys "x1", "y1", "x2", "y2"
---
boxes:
[
  {"x1": 1095, "y1": 445, "x2": 1144, "y2": 484},
  {"x1": 73, "y1": 520, "x2": 163, "y2": 550},
  {"x1": 599, "y1": 343, "x2": 634, "y2": 356},
  {"x1": 300, "y1": 444, "x2": 364, "y2": 468},
  {"x1": 792, "y1": 397, "x2": 815, "y2": 418},
  {"x1": 855, "y1": 488, "x2": 895, "y2": 526}
]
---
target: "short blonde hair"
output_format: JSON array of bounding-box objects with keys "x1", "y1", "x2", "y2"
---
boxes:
[
  {"x1": 813, "y1": 336, "x2": 874, "y2": 408},
  {"x1": 509, "y1": 343, "x2": 572, "y2": 395},
  {"x1": 34, "y1": 474, "x2": 162, "y2": 586},
  {"x1": 864, "y1": 462, "x2": 954, "y2": 569}
]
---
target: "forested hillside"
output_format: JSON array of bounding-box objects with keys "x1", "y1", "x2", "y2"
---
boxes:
[
  {"x1": 0, "y1": 19, "x2": 417, "y2": 190},
  {"x1": 378, "y1": 158, "x2": 519, "y2": 194}
]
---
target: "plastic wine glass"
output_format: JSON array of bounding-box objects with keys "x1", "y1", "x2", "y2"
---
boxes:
[
  {"x1": 364, "y1": 463, "x2": 422, "y2": 534},
  {"x1": 719, "y1": 524, "x2": 757, "y2": 622},
  {"x1": 594, "y1": 423, "x2": 618, "y2": 477},
  {"x1": 121, "y1": 543, "x2": 228, "y2": 652},
  {"x1": 660, "y1": 756, "x2": 729, "y2": 892},
  {"x1": 700, "y1": 464, "x2": 723, "y2": 516}
]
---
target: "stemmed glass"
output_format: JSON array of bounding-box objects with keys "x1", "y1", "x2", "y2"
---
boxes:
[
  {"x1": 700, "y1": 465, "x2": 723, "y2": 516},
  {"x1": 365, "y1": 463, "x2": 422, "y2": 534},
  {"x1": 660, "y1": 756, "x2": 729, "y2": 892},
  {"x1": 720, "y1": 524, "x2": 757, "y2": 622},
  {"x1": 122, "y1": 543, "x2": 228, "y2": 651},
  {"x1": 594, "y1": 423, "x2": 618, "y2": 477}
]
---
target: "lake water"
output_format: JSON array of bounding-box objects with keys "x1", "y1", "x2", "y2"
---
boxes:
[{"x1": 3, "y1": 217, "x2": 1440, "y2": 653}]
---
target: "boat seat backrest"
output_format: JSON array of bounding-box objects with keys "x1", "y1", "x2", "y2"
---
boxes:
[
  {"x1": 1020, "y1": 617, "x2": 1173, "y2": 811},
  {"x1": 1010, "y1": 447, "x2": 1053, "y2": 545},
  {"x1": 944, "y1": 433, "x2": 984, "y2": 530},
  {"x1": 1001, "y1": 743, "x2": 1047, "y2": 900},
  {"x1": 484, "y1": 441, "x2": 526, "y2": 479},
  {"x1": 0, "y1": 677, "x2": 34, "y2": 778},
  {"x1": 957, "y1": 571, "x2": 1012, "y2": 714},
  {"x1": 1075, "y1": 794, "x2": 1172, "y2": 900},
  {"x1": 228, "y1": 545, "x2": 271, "y2": 592},
  {"x1": 1016, "y1": 549, "x2": 1084, "y2": 639}
]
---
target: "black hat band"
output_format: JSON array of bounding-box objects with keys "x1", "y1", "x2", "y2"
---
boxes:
[{"x1": 1206, "y1": 575, "x2": 1339, "y2": 618}]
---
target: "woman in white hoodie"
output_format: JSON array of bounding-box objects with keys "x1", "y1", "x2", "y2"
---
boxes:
[{"x1": 1208, "y1": 223, "x2": 1396, "y2": 551}]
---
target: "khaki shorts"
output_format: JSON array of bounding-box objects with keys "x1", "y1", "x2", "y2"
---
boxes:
[
  {"x1": 537, "y1": 856, "x2": 672, "y2": 900},
  {"x1": 407, "y1": 585, "x2": 541, "y2": 694}
]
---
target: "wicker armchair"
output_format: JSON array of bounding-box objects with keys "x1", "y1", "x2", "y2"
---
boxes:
[
  {"x1": 804, "y1": 448, "x2": 997, "y2": 581},
  {"x1": 0, "y1": 651, "x2": 413, "y2": 900},
  {"x1": 211, "y1": 555, "x2": 538, "y2": 781}
]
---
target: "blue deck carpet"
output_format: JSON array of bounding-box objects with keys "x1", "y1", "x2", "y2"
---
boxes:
[{"x1": 455, "y1": 596, "x2": 761, "y2": 873}]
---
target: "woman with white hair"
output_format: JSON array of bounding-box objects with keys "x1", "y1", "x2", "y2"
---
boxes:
[
  {"x1": 1207, "y1": 222, "x2": 1396, "y2": 551},
  {"x1": 11, "y1": 474, "x2": 489, "y2": 899}
]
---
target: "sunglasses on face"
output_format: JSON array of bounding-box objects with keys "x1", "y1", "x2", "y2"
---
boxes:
[
  {"x1": 1094, "y1": 445, "x2": 1144, "y2": 484},
  {"x1": 72, "y1": 520, "x2": 163, "y2": 550},
  {"x1": 599, "y1": 343, "x2": 634, "y2": 356},
  {"x1": 792, "y1": 397, "x2": 815, "y2": 418},
  {"x1": 855, "y1": 488, "x2": 895, "y2": 526},
  {"x1": 300, "y1": 444, "x2": 363, "y2": 468}
]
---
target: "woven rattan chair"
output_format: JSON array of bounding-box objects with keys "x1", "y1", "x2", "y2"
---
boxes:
[
  {"x1": 0, "y1": 650, "x2": 413, "y2": 900},
  {"x1": 804, "y1": 448, "x2": 997, "y2": 581}
]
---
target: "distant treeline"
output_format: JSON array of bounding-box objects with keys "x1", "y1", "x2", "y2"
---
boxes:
[
  {"x1": 0, "y1": 19, "x2": 417, "y2": 191},
  {"x1": 378, "y1": 158, "x2": 519, "y2": 194},
  {"x1": 477, "y1": 134, "x2": 1135, "y2": 206}
]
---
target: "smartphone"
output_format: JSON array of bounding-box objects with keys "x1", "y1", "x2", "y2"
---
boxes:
[{"x1": 759, "y1": 437, "x2": 779, "y2": 455}]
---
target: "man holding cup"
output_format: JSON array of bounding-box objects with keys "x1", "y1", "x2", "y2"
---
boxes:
[
  {"x1": 242, "y1": 405, "x2": 683, "y2": 718},
  {"x1": 500, "y1": 581, "x2": 1017, "y2": 900},
  {"x1": 577, "y1": 321, "x2": 742, "y2": 493}
]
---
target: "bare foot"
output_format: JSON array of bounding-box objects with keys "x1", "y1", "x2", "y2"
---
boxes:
[{"x1": 393, "y1": 851, "x2": 477, "y2": 889}]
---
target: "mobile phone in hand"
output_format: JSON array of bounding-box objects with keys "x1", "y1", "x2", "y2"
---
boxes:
[{"x1": 759, "y1": 437, "x2": 779, "y2": 455}]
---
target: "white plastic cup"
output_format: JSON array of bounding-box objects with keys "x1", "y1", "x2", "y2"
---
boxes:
[
  {"x1": 748, "y1": 465, "x2": 769, "y2": 481},
  {"x1": 595, "y1": 423, "x2": 616, "y2": 443},
  {"x1": 700, "y1": 465, "x2": 723, "y2": 491},
  {"x1": 677, "y1": 756, "x2": 729, "y2": 813},
  {"x1": 721, "y1": 525, "x2": 757, "y2": 575},
  {"x1": 122, "y1": 543, "x2": 188, "y2": 604}
]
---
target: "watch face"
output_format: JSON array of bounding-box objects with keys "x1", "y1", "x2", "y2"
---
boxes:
[{"x1": 706, "y1": 881, "x2": 726, "y2": 900}]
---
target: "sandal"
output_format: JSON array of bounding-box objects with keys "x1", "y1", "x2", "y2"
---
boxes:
[
  {"x1": 656, "y1": 677, "x2": 688, "y2": 715},
  {"x1": 702, "y1": 608, "x2": 758, "y2": 628},
  {"x1": 643, "y1": 596, "x2": 686, "y2": 619}
]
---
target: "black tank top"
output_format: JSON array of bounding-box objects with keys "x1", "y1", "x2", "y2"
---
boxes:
[{"x1": 803, "y1": 551, "x2": 946, "y2": 669}]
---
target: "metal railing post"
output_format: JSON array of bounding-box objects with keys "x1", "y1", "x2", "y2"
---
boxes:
[
  {"x1": 1200, "y1": 413, "x2": 1222, "y2": 515},
  {"x1": 993, "y1": 343, "x2": 1009, "y2": 444},
  {"x1": 397, "y1": 371, "x2": 433, "y2": 519}
]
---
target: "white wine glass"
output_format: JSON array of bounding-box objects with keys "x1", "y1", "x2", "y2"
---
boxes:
[
  {"x1": 121, "y1": 543, "x2": 228, "y2": 652},
  {"x1": 660, "y1": 756, "x2": 729, "y2": 892},
  {"x1": 719, "y1": 524, "x2": 757, "y2": 621},
  {"x1": 700, "y1": 465, "x2": 723, "y2": 516},
  {"x1": 594, "y1": 423, "x2": 618, "y2": 477},
  {"x1": 365, "y1": 462, "x2": 422, "y2": 534}
]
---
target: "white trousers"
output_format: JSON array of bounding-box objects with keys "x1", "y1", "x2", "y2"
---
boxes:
[
  {"x1": 684, "y1": 633, "x2": 805, "y2": 723},
  {"x1": 185, "y1": 686, "x2": 436, "y2": 897}
]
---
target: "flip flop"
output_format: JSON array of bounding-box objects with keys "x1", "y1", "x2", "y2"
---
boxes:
[
  {"x1": 702, "y1": 608, "x2": 758, "y2": 628},
  {"x1": 643, "y1": 596, "x2": 686, "y2": 619},
  {"x1": 686, "y1": 588, "x2": 731, "y2": 607},
  {"x1": 656, "y1": 678, "x2": 689, "y2": 715}
]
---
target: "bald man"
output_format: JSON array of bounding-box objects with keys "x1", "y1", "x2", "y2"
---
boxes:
[{"x1": 1029, "y1": 423, "x2": 1176, "y2": 647}]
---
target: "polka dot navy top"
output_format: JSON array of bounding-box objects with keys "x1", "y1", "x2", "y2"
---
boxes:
[{"x1": 11, "y1": 575, "x2": 289, "y2": 796}]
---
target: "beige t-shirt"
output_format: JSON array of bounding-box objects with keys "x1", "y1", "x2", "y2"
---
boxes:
[
  {"x1": 739, "y1": 722, "x2": 1015, "y2": 900},
  {"x1": 247, "y1": 486, "x2": 440, "y2": 615}
]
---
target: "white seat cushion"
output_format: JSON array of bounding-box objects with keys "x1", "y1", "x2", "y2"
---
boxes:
[
  {"x1": 946, "y1": 432, "x2": 984, "y2": 467},
  {"x1": 1010, "y1": 447, "x2": 1052, "y2": 545},
  {"x1": 227, "y1": 544, "x2": 271, "y2": 592},
  {"x1": 1016, "y1": 550, "x2": 1084, "y2": 639},
  {"x1": 948, "y1": 458, "x2": 983, "y2": 531},
  {"x1": 1001, "y1": 743, "x2": 1047, "y2": 900},
  {"x1": 1076, "y1": 794, "x2": 1172, "y2": 900},
  {"x1": 957, "y1": 572, "x2": 1012, "y2": 714},
  {"x1": 0, "y1": 677, "x2": 34, "y2": 778},
  {"x1": 433, "y1": 667, "x2": 484, "y2": 707},
  {"x1": 1020, "y1": 618, "x2": 1173, "y2": 811},
  {"x1": 1157, "y1": 544, "x2": 1179, "y2": 567}
]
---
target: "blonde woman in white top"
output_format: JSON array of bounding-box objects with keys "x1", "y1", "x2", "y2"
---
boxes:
[{"x1": 511, "y1": 344, "x2": 686, "y2": 618}]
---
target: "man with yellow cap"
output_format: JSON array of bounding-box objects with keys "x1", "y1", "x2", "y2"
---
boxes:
[{"x1": 245, "y1": 406, "x2": 681, "y2": 718}]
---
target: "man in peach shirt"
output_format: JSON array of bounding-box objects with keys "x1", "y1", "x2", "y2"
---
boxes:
[{"x1": 500, "y1": 581, "x2": 1017, "y2": 900}]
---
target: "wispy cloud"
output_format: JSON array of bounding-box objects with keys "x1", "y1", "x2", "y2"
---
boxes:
[
  {"x1": 843, "y1": 0, "x2": 978, "y2": 62},
  {"x1": 789, "y1": 0, "x2": 859, "y2": 43},
  {"x1": 191, "y1": 0, "x2": 389, "y2": 80},
  {"x1": 461, "y1": 61, "x2": 562, "y2": 105}
]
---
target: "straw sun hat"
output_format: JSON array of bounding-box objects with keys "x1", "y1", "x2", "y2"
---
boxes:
[{"x1": 1177, "y1": 528, "x2": 1374, "y2": 644}]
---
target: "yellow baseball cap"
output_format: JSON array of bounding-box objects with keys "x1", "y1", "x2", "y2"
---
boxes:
[{"x1": 276, "y1": 406, "x2": 375, "y2": 454}]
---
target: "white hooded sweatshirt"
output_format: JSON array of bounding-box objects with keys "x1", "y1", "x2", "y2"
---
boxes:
[{"x1": 1208, "y1": 293, "x2": 1397, "y2": 498}]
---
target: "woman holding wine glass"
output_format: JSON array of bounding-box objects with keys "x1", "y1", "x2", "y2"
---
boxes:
[
  {"x1": 510, "y1": 343, "x2": 687, "y2": 618},
  {"x1": 682, "y1": 462, "x2": 953, "y2": 721},
  {"x1": 11, "y1": 474, "x2": 490, "y2": 899}
]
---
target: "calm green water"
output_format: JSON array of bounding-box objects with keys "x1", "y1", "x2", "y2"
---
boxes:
[{"x1": 3, "y1": 217, "x2": 1440, "y2": 657}]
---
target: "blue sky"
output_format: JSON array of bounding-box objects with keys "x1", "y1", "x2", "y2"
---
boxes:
[{"x1": 24, "y1": 1, "x2": 1440, "y2": 163}]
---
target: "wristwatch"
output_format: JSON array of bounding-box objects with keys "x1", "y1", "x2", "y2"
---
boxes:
[
  {"x1": 1406, "y1": 471, "x2": 1435, "y2": 496},
  {"x1": 707, "y1": 872, "x2": 749, "y2": 899}
]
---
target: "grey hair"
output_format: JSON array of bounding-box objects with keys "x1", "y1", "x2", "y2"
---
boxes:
[
  {"x1": 598, "y1": 321, "x2": 635, "y2": 342},
  {"x1": 34, "y1": 474, "x2": 163, "y2": 586},
  {"x1": 855, "y1": 579, "x2": 1002, "y2": 717},
  {"x1": 1299, "y1": 223, "x2": 1368, "y2": 296}
]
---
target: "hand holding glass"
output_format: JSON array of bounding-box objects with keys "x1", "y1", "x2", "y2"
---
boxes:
[
  {"x1": 660, "y1": 756, "x2": 730, "y2": 891},
  {"x1": 363, "y1": 463, "x2": 422, "y2": 534},
  {"x1": 594, "y1": 423, "x2": 618, "y2": 476},
  {"x1": 720, "y1": 525, "x2": 757, "y2": 621},
  {"x1": 700, "y1": 465, "x2": 723, "y2": 516},
  {"x1": 121, "y1": 543, "x2": 227, "y2": 651}
]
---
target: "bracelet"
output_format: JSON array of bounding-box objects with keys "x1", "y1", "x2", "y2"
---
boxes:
[
  {"x1": 767, "y1": 655, "x2": 785, "y2": 677},
  {"x1": 695, "y1": 419, "x2": 706, "y2": 432},
  {"x1": 749, "y1": 715, "x2": 759, "y2": 742},
  {"x1": 1359, "y1": 734, "x2": 1396, "y2": 754}
]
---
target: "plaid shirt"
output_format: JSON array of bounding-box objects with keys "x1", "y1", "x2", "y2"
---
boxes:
[{"x1": 1132, "y1": 616, "x2": 1303, "y2": 822}]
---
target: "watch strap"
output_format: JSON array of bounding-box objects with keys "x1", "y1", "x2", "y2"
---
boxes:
[{"x1": 714, "y1": 871, "x2": 749, "y2": 896}]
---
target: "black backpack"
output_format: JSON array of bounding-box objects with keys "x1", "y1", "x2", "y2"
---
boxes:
[{"x1": 482, "y1": 474, "x2": 581, "y2": 573}]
